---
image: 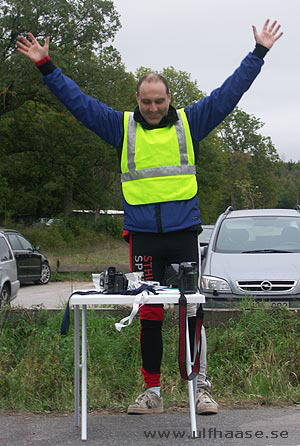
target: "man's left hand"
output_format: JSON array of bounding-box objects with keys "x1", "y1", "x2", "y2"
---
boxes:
[{"x1": 252, "y1": 19, "x2": 283, "y2": 49}]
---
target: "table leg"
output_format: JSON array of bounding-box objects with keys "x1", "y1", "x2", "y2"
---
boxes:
[
  {"x1": 185, "y1": 320, "x2": 198, "y2": 438},
  {"x1": 193, "y1": 369, "x2": 198, "y2": 403},
  {"x1": 74, "y1": 305, "x2": 80, "y2": 427},
  {"x1": 81, "y1": 304, "x2": 87, "y2": 441}
]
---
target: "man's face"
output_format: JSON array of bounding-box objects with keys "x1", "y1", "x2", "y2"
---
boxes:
[{"x1": 136, "y1": 80, "x2": 171, "y2": 125}]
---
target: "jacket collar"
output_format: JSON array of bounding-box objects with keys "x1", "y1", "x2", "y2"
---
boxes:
[{"x1": 133, "y1": 105, "x2": 179, "y2": 130}]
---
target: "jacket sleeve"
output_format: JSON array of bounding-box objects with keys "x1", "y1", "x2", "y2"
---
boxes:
[
  {"x1": 43, "y1": 68, "x2": 124, "y2": 148},
  {"x1": 184, "y1": 52, "x2": 264, "y2": 142}
]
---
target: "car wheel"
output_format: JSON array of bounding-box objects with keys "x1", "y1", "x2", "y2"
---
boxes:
[
  {"x1": 0, "y1": 283, "x2": 11, "y2": 307},
  {"x1": 38, "y1": 262, "x2": 51, "y2": 285}
]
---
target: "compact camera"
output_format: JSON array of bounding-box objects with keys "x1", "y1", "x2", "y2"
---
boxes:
[
  {"x1": 99, "y1": 266, "x2": 128, "y2": 294},
  {"x1": 165, "y1": 261, "x2": 198, "y2": 294}
]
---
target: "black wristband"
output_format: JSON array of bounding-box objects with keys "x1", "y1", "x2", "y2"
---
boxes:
[
  {"x1": 252, "y1": 43, "x2": 269, "y2": 59},
  {"x1": 37, "y1": 60, "x2": 57, "y2": 76}
]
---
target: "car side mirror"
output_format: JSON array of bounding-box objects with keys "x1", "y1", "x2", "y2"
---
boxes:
[
  {"x1": 200, "y1": 245, "x2": 208, "y2": 260},
  {"x1": 33, "y1": 245, "x2": 40, "y2": 251}
]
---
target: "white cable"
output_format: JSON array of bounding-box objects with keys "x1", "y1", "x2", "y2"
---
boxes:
[{"x1": 114, "y1": 291, "x2": 150, "y2": 331}]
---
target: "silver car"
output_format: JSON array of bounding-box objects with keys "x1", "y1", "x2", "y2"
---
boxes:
[
  {"x1": 198, "y1": 225, "x2": 214, "y2": 247},
  {"x1": 0, "y1": 233, "x2": 20, "y2": 307},
  {"x1": 201, "y1": 207, "x2": 300, "y2": 308}
]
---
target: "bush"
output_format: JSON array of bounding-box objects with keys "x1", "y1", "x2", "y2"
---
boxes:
[{"x1": 17, "y1": 215, "x2": 124, "y2": 252}]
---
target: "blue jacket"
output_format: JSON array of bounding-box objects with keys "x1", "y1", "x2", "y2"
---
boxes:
[{"x1": 42, "y1": 51, "x2": 264, "y2": 233}]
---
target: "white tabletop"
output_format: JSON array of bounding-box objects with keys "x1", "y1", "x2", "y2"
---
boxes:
[{"x1": 69, "y1": 288, "x2": 205, "y2": 306}]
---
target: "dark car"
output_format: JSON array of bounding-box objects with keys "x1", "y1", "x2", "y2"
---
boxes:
[
  {"x1": 0, "y1": 229, "x2": 51, "y2": 285},
  {"x1": 0, "y1": 233, "x2": 19, "y2": 306}
]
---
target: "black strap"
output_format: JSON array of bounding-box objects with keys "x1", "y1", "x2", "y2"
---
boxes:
[
  {"x1": 60, "y1": 286, "x2": 157, "y2": 335},
  {"x1": 60, "y1": 290, "x2": 103, "y2": 335},
  {"x1": 178, "y1": 293, "x2": 203, "y2": 380}
]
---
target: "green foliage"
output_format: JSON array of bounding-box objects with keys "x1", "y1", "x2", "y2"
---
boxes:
[
  {"x1": 92, "y1": 215, "x2": 124, "y2": 239},
  {"x1": 197, "y1": 131, "x2": 227, "y2": 223},
  {"x1": 0, "y1": 0, "x2": 121, "y2": 114},
  {"x1": 276, "y1": 161, "x2": 300, "y2": 209},
  {"x1": 0, "y1": 307, "x2": 299, "y2": 412},
  {"x1": 218, "y1": 108, "x2": 280, "y2": 209},
  {"x1": 3, "y1": 217, "x2": 126, "y2": 277},
  {"x1": 0, "y1": 0, "x2": 134, "y2": 220},
  {"x1": 208, "y1": 307, "x2": 300, "y2": 403},
  {"x1": 0, "y1": 310, "x2": 185, "y2": 411},
  {"x1": 0, "y1": 1, "x2": 297, "y2": 223},
  {"x1": 160, "y1": 66, "x2": 204, "y2": 108},
  {"x1": 234, "y1": 179, "x2": 263, "y2": 209}
]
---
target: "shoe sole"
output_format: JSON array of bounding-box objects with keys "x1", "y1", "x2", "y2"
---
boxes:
[
  {"x1": 197, "y1": 407, "x2": 218, "y2": 415},
  {"x1": 127, "y1": 407, "x2": 164, "y2": 415}
]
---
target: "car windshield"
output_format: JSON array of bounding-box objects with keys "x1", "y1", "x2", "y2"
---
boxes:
[{"x1": 215, "y1": 216, "x2": 300, "y2": 253}]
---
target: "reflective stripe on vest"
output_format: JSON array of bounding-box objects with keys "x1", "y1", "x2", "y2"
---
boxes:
[{"x1": 121, "y1": 108, "x2": 198, "y2": 205}]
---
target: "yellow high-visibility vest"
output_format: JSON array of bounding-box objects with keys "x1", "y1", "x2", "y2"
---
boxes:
[{"x1": 121, "y1": 108, "x2": 198, "y2": 205}]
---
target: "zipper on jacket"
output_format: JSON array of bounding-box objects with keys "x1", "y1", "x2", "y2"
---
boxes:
[{"x1": 155, "y1": 204, "x2": 163, "y2": 233}]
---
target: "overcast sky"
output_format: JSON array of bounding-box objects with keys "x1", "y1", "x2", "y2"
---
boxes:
[{"x1": 111, "y1": 0, "x2": 299, "y2": 162}]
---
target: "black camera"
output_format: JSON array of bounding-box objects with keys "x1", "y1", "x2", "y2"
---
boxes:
[
  {"x1": 99, "y1": 266, "x2": 128, "y2": 294},
  {"x1": 165, "y1": 261, "x2": 198, "y2": 294}
]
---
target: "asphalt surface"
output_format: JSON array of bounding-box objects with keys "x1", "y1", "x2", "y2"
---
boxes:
[
  {"x1": 5, "y1": 283, "x2": 300, "y2": 445},
  {"x1": 1, "y1": 407, "x2": 300, "y2": 446}
]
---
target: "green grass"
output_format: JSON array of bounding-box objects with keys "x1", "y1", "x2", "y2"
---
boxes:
[
  {"x1": 0, "y1": 306, "x2": 300, "y2": 412},
  {"x1": 46, "y1": 238, "x2": 129, "y2": 267},
  {"x1": 18, "y1": 221, "x2": 130, "y2": 280},
  {"x1": 2, "y1": 221, "x2": 300, "y2": 410},
  {"x1": 208, "y1": 305, "x2": 300, "y2": 405}
]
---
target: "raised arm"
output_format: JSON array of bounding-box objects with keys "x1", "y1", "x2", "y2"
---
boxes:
[
  {"x1": 16, "y1": 32, "x2": 124, "y2": 148},
  {"x1": 252, "y1": 19, "x2": 283, "y2": 49},
  {"x1": 185, "y1": 18, "x2": 284, "y2": 142},
  {"x1": 16, "y1": 32, "x2": 50, "y2": 63}
]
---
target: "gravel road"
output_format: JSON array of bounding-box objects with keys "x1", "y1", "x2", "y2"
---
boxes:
[{"x1": 11, "y1": 281, "x2": 94, "y2": 309}]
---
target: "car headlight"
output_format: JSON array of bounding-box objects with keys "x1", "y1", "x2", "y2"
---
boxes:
[{"x1": 201, "y1": 275, "x2": 231, "y2": 292}]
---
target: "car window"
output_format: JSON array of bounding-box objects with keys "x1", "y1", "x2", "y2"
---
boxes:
[
  {"x1": 6, "y1": 234, "x2": 23, "y2": 250},
  {"x1": 0, "y1": 237, "x2": 13, "y2": 261},
  {"x1": 18, "y1": 235, "x2": 33, "y2": 250},
  {"x1": 6, "y1": 234, "x2": 33, "y2": 250},
  {"x1": 215, "y1": 216, "x2": 300, "y2": 253}
]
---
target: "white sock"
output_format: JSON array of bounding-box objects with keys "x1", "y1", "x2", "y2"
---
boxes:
[{"x1": 148, "y1": 386, "x2": 160, "y2": 397}]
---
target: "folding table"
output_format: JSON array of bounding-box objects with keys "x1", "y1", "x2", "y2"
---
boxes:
[{"x1": 69, "y1": 289, "x2": 205, "y2": 441}]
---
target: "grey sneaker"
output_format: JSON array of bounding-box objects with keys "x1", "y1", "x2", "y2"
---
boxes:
[
  {"x1": 127, "y1": 390, "x2": 164, "y2": 414},
  {"x1": 196, "y1": 389, "x2": 218, "y2": 415}
]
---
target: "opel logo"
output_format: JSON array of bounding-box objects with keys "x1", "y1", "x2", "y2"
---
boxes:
[{"x1": 261, "y1": 280, "x2": 272, "y2": 291}]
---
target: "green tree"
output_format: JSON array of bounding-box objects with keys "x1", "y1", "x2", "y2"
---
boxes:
[
  {"x1": 234, "y1": 179, "x2": 263, "y2": 209},
  {"x1": 197, "y1": 132, "x2": 227, "y2": 223},
  {"x1": 0, "y1": 0, "x2": 138, "y2": 220},
  {"x1": 276, "y1": 161, "x2": 300, "y2": 209},
  {"x1": 219, "y1": 108, "x2": 279, "y2": 209},
  {"x1": 0, "y1": 0, "x2": 120, "y2": 115}
]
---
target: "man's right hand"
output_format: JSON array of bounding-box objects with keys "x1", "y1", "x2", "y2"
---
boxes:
[{"x1": 16, "y1": 32, "x2": 50, "y2": 63}]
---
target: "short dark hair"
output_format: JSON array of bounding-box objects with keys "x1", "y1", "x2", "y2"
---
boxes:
[{"x1": 136, "y1": 73, "x2": 170, "y2": 95}]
